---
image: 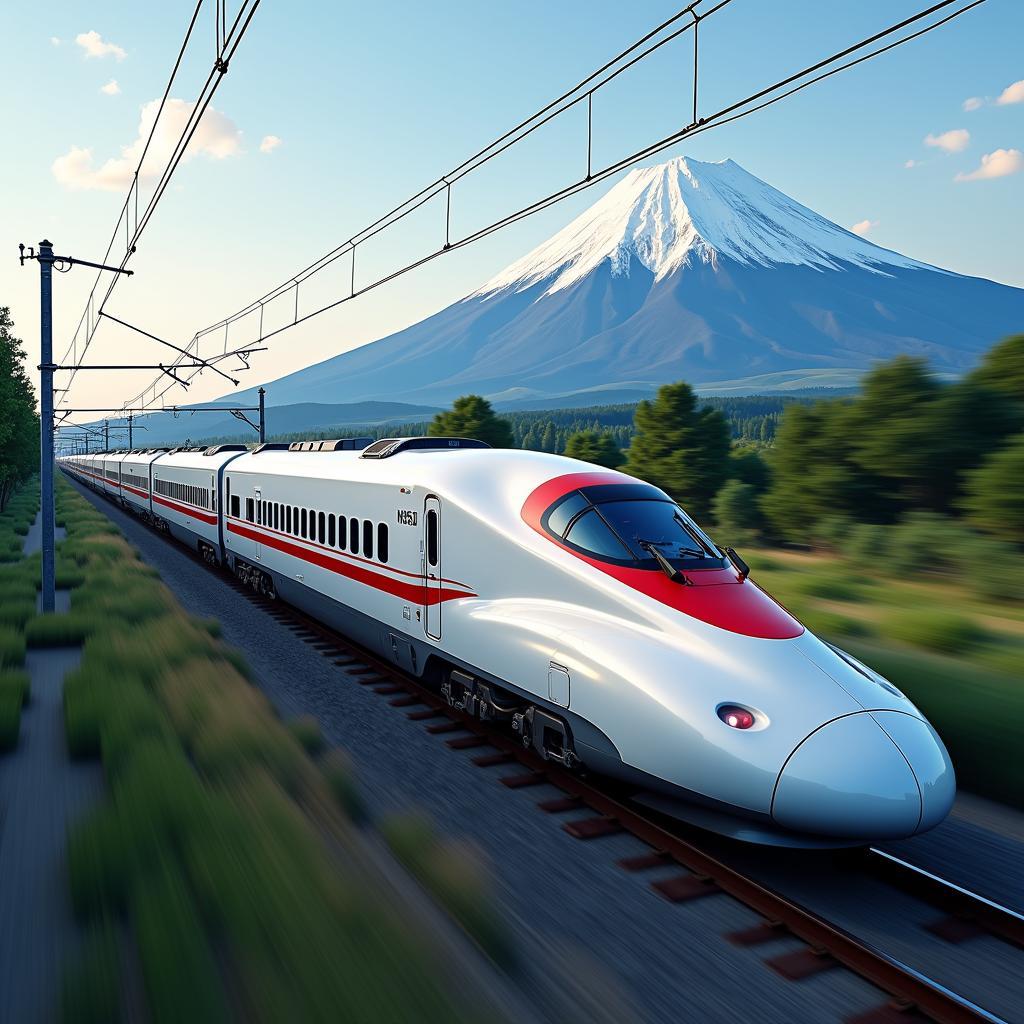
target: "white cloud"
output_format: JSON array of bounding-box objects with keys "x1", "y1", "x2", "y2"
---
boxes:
[
  {"x1": 52, "y1": 97, "x2": 242, "y2": 192},
  {"x1": 259, "y1": 134, "x2": 282, "y2": 154},
  {"x1": 955, "y1": 148, "x2": 1024, "y2": 182},
  {"x1": 100, "y1": 79, "x2": 120, "y2": 96},
  {"x1": 996, "y1": 79, "x2": 1024, "y2": 105},
  {"x1": 75, "y1": 30, "x2": 126, "y2": 61},
  {"x1": 904, "y1": 159, "x2": 917, "y2": 169},
  {"x1": 962, "y1": 96, "x2": 983, "y2": 112},
  {"x1": 849, "y1": 219, "x2": 879, "y2": 237},
  {"x1": 924, "y1": 129, "x2": 970, "y2": 153},
  {"x1": 50, "y1": 36, "x2": 61, "y2": 47}
]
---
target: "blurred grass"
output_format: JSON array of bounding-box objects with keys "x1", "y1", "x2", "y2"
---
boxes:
[{"x1": 54, "y1": 477, "x2": 477, "y2": 1023}]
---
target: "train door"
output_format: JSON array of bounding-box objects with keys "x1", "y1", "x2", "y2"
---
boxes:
[
  {"x1": 423, "y1": 496, "x2": 441, "y2": 640},
  {"x1": 253, "y1": 487, "x2": 263, "y2": 561}
]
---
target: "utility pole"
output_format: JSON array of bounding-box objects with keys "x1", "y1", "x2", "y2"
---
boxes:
[
  {"x1": 19, "y1": 240, "x2": 133, "y2": 612},
  {"x1": 38, "y1": 241, "x2": 55, "y2": 613},
  {"x1": 258, "y1": 386, "x2": 266, "y2": 443},
  {"x1": 128, "y1": 413, "x2": 133, "y2": 448},
  {"x1": 103, "y1": 419, "x2": 109, "y2": 452}
]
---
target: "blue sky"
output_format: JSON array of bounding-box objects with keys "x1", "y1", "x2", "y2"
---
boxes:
[{"x1": 1, "y1": 0, "x2": 1021, "y2": 411}]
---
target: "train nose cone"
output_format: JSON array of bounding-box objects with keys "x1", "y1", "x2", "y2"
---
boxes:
[
  {"x1": 772, "y1": 713, "x2": 922, "y2": 839},
  {"x1": 870, "y1": 711, "x2": 955, "y2": 832}
]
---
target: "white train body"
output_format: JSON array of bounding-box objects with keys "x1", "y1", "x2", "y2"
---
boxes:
[{"x1": 60, "y1": 440, "x2": 956, "y2": 846}]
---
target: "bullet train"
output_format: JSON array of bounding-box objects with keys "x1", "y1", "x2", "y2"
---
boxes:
[{"x1": 59, "y1": 438, "x2": 956, "y2": 847}]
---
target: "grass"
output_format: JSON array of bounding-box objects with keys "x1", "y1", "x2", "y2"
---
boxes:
[
  {"x1": 25, "y1": 613, "x2": 96, "y2": 648},
  {"x1": 383, "y1": 813, "x2": 515, "y2": 968},
  {"x1": 55, "y1": 477, "x2": 473, "y2": 1023},
  {"x1": 883, "y1": 609, "x2": 983, "y2": 654},
  {"x1": 0, "y1": 625, "x2": 26, "y2": 668}
]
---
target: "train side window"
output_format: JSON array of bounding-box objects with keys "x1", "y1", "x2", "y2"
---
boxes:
[
  {"x1": 318, "y1": 511, "x2": 326, "y2": 545},
  {"x1": 363, "y1": 520, "x2": 373, "y2": 560},
  {"x1": 293, "y1": 506, "x2": 299, "y2": 535},
  {"x1": 256, "y1": 501, "x2": 262, "y2": 525},
  {"x1": 300, "y1": 508, "x2": 307, "y2": 538},
  {"x1": 274, "y1": 503, "x2": 280, "y2": 530},
  {"x1": 349, "y1": 517, "x2": 359, "y2": 555},
  {"x1": 377, "y1": 523, "x2": 388, "y2": 563},
  {"x1": 285, "y1": 505, "x2": 292, "y2": 533},
  {"x1": 426, "y1": 509, "x2": 438, "y2": 567},
  {"x1": 246, "y1": 498, "x2": 254, "y2": 522},
  {"x1": 231, "y1": 495, "x2": 240, "y2": 517},
  {"x1": 338, "y1": 515, "x2": 347, "y2": 550},
  {"x1": 328, "y1": 514, "x2": 336, "y2": 547}
]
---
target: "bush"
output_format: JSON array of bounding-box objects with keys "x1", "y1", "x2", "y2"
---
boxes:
[
  {"x1": 321, "y1": 749, "x2": 367, "y2": 824},
  {"x1": 0, "y1": 625, "x2": 26, "y2": 667},
  {"x1": 0, "y1": 690, "x2": 22, "y2": 750},
  {"x1": 788, "y1": 571, "x2": 863, "y2": 602},
  {"x1": 61, "y1": 919, "x2": 121, "y2": 1024},
  {"x1": 288, "y1": 714, "x2": 324, "y2": 754},
  {"x1": 0, "y1": 668, "x2": 30, "y2": 706},
  {"x1": 382, "y1": 814, "x2": 514, "y2": 966},
  {"x1": 25, "y1": 612, "x2": 95, "y2": 647},
  {"x1": 885, "y1": 513, "x2": 971, "y2": 579},
  {"x1": 841, "y1": 523, "x2": 891, "y2": 564},
  {"x1": 134, "y1": 857, "x2": 230, "y2": 1024},
  {"x1": 0, "y1": 599, "x2": 37, "y2": 629},
  {"x1": 961, "y1": 432, "x2": 1024, "y2": 543},
  {"x1": 884, "y1": 609, "x2": 982, "y2": 654},
  {"x1": 799, "y1": 609, "x2": 869, "y2": 640}
]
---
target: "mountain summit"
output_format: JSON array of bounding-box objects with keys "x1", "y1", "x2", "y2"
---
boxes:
[
  {"x1": 477, "y1": 157, "x2": 926, "y2": 297},
  {"x1": 232, "y1": 157, "x2": 1024, "y2": 407}
]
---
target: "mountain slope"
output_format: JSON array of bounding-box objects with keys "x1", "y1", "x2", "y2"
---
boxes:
[{"x1": 230, "y1": 157, "x2": 1024, "y2": 407}]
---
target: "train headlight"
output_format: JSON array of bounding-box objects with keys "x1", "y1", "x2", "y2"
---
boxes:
[{"x1": 718, "y1": 705, "x2": 755, "y2": 730}]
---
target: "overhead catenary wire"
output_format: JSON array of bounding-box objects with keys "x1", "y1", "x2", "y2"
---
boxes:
[
  {"x1": 121, "y1": 0, "x2": 985, "y2": 414},
  {"x1": 58, "y1": 0, "x2": 262, "y2": 408}
]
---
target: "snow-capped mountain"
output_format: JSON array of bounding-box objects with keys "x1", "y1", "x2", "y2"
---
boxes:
[{"x1": 228, "y1": 157, "x2": 1024, "y2": 408}]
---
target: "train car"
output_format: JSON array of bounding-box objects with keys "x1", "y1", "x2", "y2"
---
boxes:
[
  {"x1": 118, "y1": 449, "x2": 169, "y2": 517},
  {"x1": 149, "y1": 445, "x2": 248, "y2": 560},
  {"x1": 219, "y1": 437, "x2": 955, "y2": 847},
  {"x1": 59, "y1": 437, "x2": 956, "y2": 846}
]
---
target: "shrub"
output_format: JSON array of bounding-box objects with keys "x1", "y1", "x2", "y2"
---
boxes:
[
  {"x1": 884, "y1": 609, "x2": 982, "y2": 654},
  {"x1": 799, "y1": 609, "x2": 868, "y2": 640},
  {"x1": 25, "y1": 612, "x2": 95, "y2": 647},
  {"x1": 788, "y1": 571, "x2": 863, "y2": 602},
  {"x1": 0, "y1": 669, "x2": 30, "y2": 706},
  {"x1": 0, "y1": 599, "x2": 36, "y2": 629},
  {"x1": 288, "y1": 714, "x2": 324, "y2": 754},
  {"x1": 60, "y1": 918, "x2": 121, "y2": 1024},
  {"x1": 0, "y1": 690, "x2": 22, "y2": 750},
  {"x1": 321, "y1": 749, "x2": 367, "y2": 824},
  {"x1": 885, "y1": 513, "x2": 971, "y2": 579},
  {"x1": 134, "y1": 858, "x2": 230, "y2": 1024},
  {"x1": 0, "y1": 626, "x2": 26, "y2": 667},
  {"x1": 841, "y1": 523, "x2": 891, "y2": 564}
]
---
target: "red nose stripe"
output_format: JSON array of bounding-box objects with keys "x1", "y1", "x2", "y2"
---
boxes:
[{"x1": 522, "y1": 473, "x2": 803, "y2": 641}]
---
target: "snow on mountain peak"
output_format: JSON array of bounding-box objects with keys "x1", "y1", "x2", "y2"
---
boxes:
[{"x1": 475, "y1": 156, "x2": 928, "y2": 298}]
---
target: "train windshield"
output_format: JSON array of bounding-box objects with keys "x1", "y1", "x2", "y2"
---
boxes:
[
  {"x1": 546, "y1": 488, "x2": 726, "y2": 570},
  {"x1": 596, "y1": 500, "x2": 724, "y2": 569}
]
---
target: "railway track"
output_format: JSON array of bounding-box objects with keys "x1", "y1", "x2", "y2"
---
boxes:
[
  {"x1": 70, "y1": 481, "x2": 1023, "y2": 1024},
  {"x1": 222, "y1": 576, "x2": 1019, "y2": 1024}
]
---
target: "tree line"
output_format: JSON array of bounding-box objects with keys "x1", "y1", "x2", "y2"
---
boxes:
[{"x1": 0, "y1": 309, "x2": 38, "y2": 511}]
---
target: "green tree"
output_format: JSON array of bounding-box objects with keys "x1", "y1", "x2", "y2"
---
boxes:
[
  {"x1": 967, "y1": 333, "x2": 1024, "y2": 423},
  {"x1": 761, "y1": 400, "x2": 886, "y2": 542},
  {"x1": 712, "y1": 479, "x2": 762, "y2": 543},
  {"x1": 961, "y1": 433, "x2": 1024, "y2": 543},
  {"x1": 728, "y1": 445, "x2": 770, "y2": 493},
  {"x1": 0, "y1": 308, "x2": 38, "y2": 510},
  {"x1": 428, "y1": 395, "x2": 513, "y2": 448},
  {"x1": 563, "y1": 430, "x2": 624, "y2": 469},
  {"x1": 624, "y1": 382, "x2": 730, "y2": 517}
]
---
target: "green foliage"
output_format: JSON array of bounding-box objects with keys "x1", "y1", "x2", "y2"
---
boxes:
[
  {"x1": 712, "y1": 480, "x2": 761, "y2": 543},
  {"x1": 382, "y1": 813, "x2": 514, "y2": 967},
  {"x1": 624, "y1": 382, "x2": 731, "y2": 517},
  {"x1": 966, "y1": 333, "x2": 1024, "y2": 425},
  {"x1": 798, "y1": 609, "x2": 869, "y2": 639},
  {"x1": 287, "y1": 713, "x2": 324, "y2": 754},
  {"x1": 134, "y1": 857, "x2": 230, "y2": 1024},
  {"x1": 961, "y1": 432, "x2": 1024, "y2": 543},
  {"x1": 61, "y1": 918, "x2": 121, "y2": 1024},
  {"x1": 320, "y1": 748, "x2": 367, "y2": 824},
  {"x1": 841, "y1": 523, "x2": 891, "y2": 563},
  {"x1": 0, "y1": 308, "x2": 39, "y2": 512},
  {"x1": 787, "y1": 572, "x2": 864, "y2": 602},
  {"x1": 728, "y1": 445, "x2": 770, "y2": 492},
  {"x1": 562, "y1": 429, "x2": 624, "y2": 468},
  {"x1": 24, "y1": 612, "x2": 95, "y2": 648},
  {"x1": 883, "y1": 608, "x2": 982, "y2": 654},
  {"x1": 428, "y1": 394, "x2": 514, "y2": 448},
  {"x1": 0, "y1": 625, "x2": 26, "y2": 668}
]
